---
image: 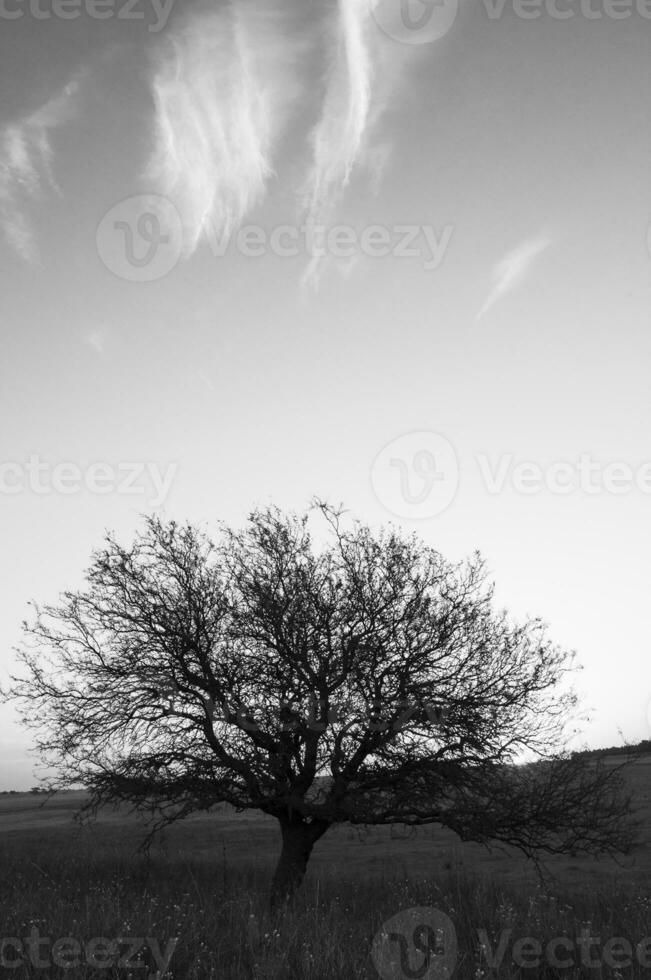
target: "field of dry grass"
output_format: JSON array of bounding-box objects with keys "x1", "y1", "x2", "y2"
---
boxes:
[{"x1": 0, "y1": 755, "x2": 649, "y2": 978}]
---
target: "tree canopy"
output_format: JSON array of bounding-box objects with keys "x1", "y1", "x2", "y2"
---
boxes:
[{"x1": 7, "y1": 502, "x2": 636, "y2": 903}]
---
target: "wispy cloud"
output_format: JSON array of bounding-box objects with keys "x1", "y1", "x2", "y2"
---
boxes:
[
  {"x1": 0, "y1": 75, "x2": 84, "y2": 262},
  {"x1": 85, "y1": 327, "x2": 108, "y2": 356},
  {"x1": 304, "y1": 0, "x2": 376, "y2": 219},
  {"x1": 476, "y1": 235, "x2": 551, "y2": 321},
  {"x1": 147, "y1": 0, "x2": 414, "y2": 284},
  {"x1": 146, "y1": 0, "x2": 306, "y2": 256},
  {"x1": 301, "y1": 0, "x2": 409, "y2": 288}
]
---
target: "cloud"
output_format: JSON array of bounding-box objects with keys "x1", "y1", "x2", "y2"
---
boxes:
[
  {"x1": 304, "y1": 0, "x2": 377, "y2": 219},
  {"x1": 146, "y1": 0, "x2": 307, "y2": 256},
  {"x1": 147, "y1": 0, "x2": 414, "y2": 284},
  {"x1": 301, "y1": 0, "x2": 409, "y2": 288},
  {"x1": 0, "y1": 75, "x2": 84, "y2": 262},
  {"x1": 476, "y1": 235, "x2": 551, "y2": 321},
  {"x1": 85, "y1": 327, "x2": 108, "y2": 356}
]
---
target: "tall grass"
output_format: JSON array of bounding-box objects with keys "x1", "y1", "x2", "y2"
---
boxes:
[{"x1": 0, "y1": 829, "x2": 649, "y2": 978}]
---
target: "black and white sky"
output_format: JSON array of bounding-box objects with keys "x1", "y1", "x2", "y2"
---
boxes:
[{"x1": 2, "y1": 0, "x2": 651, "y2": 787}]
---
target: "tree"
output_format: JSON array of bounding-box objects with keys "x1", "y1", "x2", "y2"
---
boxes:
[{"x1": 6, "y1": 503, "x2": 636, "y2": 905}]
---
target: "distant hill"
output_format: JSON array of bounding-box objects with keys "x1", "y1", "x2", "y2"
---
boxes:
[
  {"x1": 2, "y1": 740, "x2": 650, "y2": 795},
  {"x1": 571, "y1": 738, "x2": 651, "y2": 760}
]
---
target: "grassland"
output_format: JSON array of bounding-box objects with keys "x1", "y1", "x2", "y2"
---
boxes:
[{"x1": 0, "y1": 755, "x2": 649, "y2": 978}]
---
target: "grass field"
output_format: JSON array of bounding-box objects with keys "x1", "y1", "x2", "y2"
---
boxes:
[{"x1": 0, "y1": 756, "x2": 650, "y2": 978}]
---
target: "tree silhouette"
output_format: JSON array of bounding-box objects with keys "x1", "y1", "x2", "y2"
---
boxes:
[{"x1": 7, "y1": 503, "x2": 635, "y2": 905}]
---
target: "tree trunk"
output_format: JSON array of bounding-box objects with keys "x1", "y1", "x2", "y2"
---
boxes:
[{"x1": 270, "y1": 814, "x2": 329, "y2": 908}]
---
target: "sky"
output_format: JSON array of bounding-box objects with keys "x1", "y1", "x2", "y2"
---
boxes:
[{"x1": 1, "y1": 0, "x2": 651, "y2": 789}]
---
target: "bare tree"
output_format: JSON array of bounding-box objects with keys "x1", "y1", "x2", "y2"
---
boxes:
[{"x1": 6, "y1": 503, "x2": 635, "y2": 905}]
